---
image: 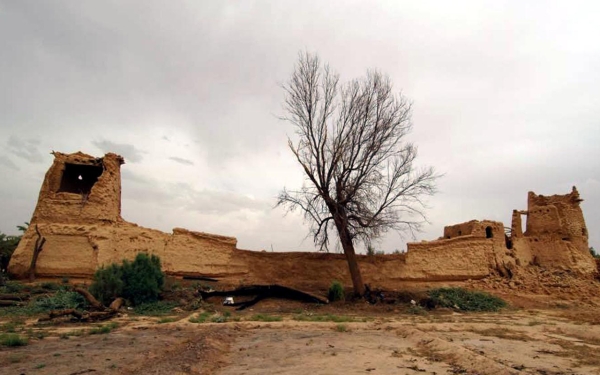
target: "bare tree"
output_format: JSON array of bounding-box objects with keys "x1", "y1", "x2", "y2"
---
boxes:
[{"x1": 278, "y1": 53, "x2": 439, "y2": 296}]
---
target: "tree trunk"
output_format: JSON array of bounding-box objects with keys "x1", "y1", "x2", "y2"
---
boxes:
[
  {"x1": 334, "y1": 217, "x2": 365, "y2": 296},
  {"x1": 28, "y1": 225, "x2": 46, "y2": 282},
  {"x1": 73, "y1": 287, "x2": 104, "y2": 310}
]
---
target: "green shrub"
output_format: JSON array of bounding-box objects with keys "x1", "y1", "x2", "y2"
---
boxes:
[
  {"x1": 89, "y1": 263, "x2": 123, "y2": 306},
  {"x1": 89, "y1": 253, "x2": 165, "y2": 306},
  {"x1": 328, "y1": 281, "x2": 345, "y2": 302},
  {"x1": 0, "y1": 333, "x2": 28, "y2": 347},
  {"x1": 428, "y1": 287, "x2": 507, "y2": 312},
  {"x1": 121, "y1": 253, "x2": 164, "y2": 305},
  {"x1": 189, "y1": 311, "x2": 212, "y2": 323}
]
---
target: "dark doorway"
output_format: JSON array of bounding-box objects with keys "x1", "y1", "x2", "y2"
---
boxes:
[
  {"x1": 485, "y1": 226, "x2": 493, "y2": 238},
  {"x1": 505, "y1": 235, "x2": 513, "y2": 249},
  {"x1": 57, "y1": 163, "x2": 103, "y2": 194}
]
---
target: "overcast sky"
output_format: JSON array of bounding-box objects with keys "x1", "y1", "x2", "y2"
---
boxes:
[{"x1": 1, "y1": 1, "x2": 598, "y2": 253}]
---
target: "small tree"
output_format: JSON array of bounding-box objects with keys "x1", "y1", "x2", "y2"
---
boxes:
[
  {"x1": 121, "y1": 253, "x2": 165, "y2": 305},
  {"x1": 278, "y1": 53, "x2": 438, "y2": 296}
]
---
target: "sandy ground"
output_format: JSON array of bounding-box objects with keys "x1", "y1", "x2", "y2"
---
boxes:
[{"x1": 1, "y1": 307, "x2": 600, "y2": 375}]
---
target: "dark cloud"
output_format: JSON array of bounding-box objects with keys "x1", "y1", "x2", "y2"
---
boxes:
[
  {"x1": 92, "y1": 140, "x2": 145, "y2": 163},
  {"x1": 6, "y1": 136, "x2": 43, "y2": 163},
  {"x1": 169, "y1": 157, "x2": 194, "y2": 166}
]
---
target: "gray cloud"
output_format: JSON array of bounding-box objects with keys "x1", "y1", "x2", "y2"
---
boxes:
[
  {"x1": 92, "y1": 140, "x2": 145, "y2": 163},
  {"x1": 6, "y1": 136, "x2": 43, "y2": 163},
  {"x1": 121, "y1": 169, "x2": 151, "y2": 184},
  {"x1": 0, "y1": 1, "x2": 599, "y2": 252},
  {"x1": 0, "y1": 155, "x2": 19, "y2": 171},
  {"x1": 169, "y1": 157, "x2": 194, "y2": 166}
]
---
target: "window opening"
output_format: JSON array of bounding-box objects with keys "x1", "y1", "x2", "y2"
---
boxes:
[
  {"x1": 485, "y1": 226, "x2": 493, "y2": 238},
  {"x1": 57, "y1": 163, "x2": 103, "y2": 194}
]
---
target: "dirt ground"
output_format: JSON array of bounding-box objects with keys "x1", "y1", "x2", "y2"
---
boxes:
[{"x1": 1, "y1": 298, "x2": 600, "y2": 375}]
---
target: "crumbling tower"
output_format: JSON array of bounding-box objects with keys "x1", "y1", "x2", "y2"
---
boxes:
[
  {"x1": 509, "y1": 187, "x2": 595, "y2": 273},
  {"x1": 31, "y1": 151, "x2": 124, "y2": 225}
]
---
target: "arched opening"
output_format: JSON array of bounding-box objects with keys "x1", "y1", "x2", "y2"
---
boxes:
[
  {"x1": 485, "y1": 226, "x2": 493, "y2": 239},
  {"x1": 458, "y1": 230, "x2": 462, "y2": 236}
]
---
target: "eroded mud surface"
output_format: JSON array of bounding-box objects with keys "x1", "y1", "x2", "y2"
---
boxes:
[{"x1": 2, "y1": 308, "x2": 599, "y2": 375}]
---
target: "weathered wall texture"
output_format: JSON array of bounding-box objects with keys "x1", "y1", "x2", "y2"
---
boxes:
[{"x1": 7, "y1": 151, "x2": 596, "y2": 288}]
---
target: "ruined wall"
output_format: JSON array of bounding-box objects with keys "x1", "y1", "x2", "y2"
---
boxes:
[
  {"x1": 408, "y1": 220, "x2": 509, "y2": 279},
  {"x1": 8, "y1": 151, "x2": 597, "y2": 286}
]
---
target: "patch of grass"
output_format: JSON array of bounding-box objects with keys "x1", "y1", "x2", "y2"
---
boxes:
[
  {"x1": 0, "y1": 281, "x2": 25, "y2": 294},
  {"x1": 34, "y1": 363, "x2": 46, "y2": 369},
  {"x1": 89, "y1": 322, "x2": 118, "y2": 335},
  {"x1": 0, "y1": 333, "x2": 28, "y2": 347},
  {"x1": 0, "y1": 289, "x2": 89, "y2": 317},
  {"x1": 428, "y1": 287, "x2": 507, "y2": 312},
  {"x1": 7, "y1": 353, "x2": 27, "y2": 363},
  {"x1": 293, "y1": 313, "x2": 363, "y2": 323},
  {"x1": 528, "y1": 320, "x2": 543, "y2": 326},
  {"x1": 189, "y1": 311, "x2": 212, "y2": 323},
  {"x1": 157, "y1": 317, "x2": 176, "y2": 324},
  {"x1": 133, "y1": 301, "x2": 178, "y2": 316},
  {"x1": 27, "y1": 329, "x2": 47, "y2": 340},
  {"x1": 206, "y1": 311, "x2": 239, "y2": 323},
  {"x1": 32, "y1": 289, "x2": 88, "y2": 311},
  {"x1": 60, "y1": 330, "x2": 85, "y2": 339},
  {"x1": 248, "y1": 314, "x2": 283, "y2": 322},
  {"x1": 334, "y1": 323, "x2": 349, "y2": 332}
]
